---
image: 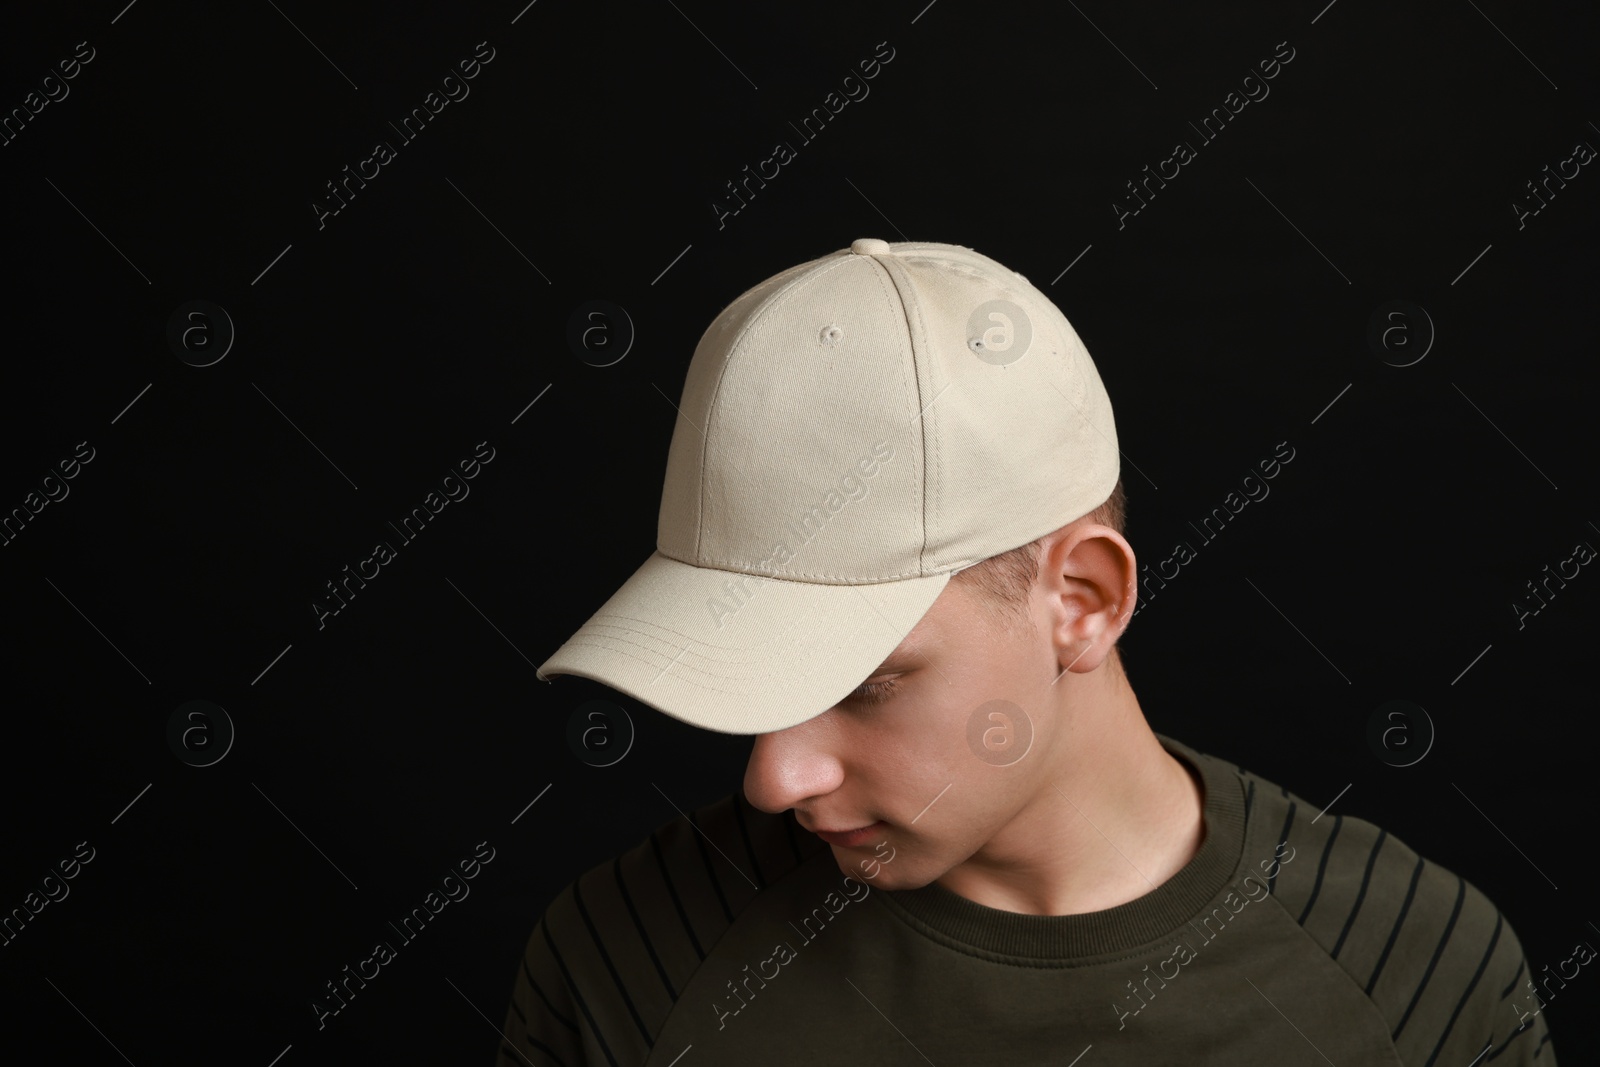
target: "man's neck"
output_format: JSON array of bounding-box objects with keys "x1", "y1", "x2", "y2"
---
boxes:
[{"x1": 933, "y1": 677, "x2": 1206, "y2": 917}]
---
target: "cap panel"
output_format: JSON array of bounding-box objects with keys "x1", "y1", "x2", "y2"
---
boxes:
[
  {"x1": 662, "y1": 254, "x2": 931, "y2": 583},
  {"x1": 657, "y1": 254, "x2": 834, "y2": 564},
  {"x1": 880, "y1": 244, "x2": 1121, "y2": 571}
]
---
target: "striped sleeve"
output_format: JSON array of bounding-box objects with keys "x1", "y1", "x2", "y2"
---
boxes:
[
  {"x1": 1238, "y1": 768, "x2": 1558, "y2": 1065},
  {"x1": 1481, "y1": 924, "x2": 1559, "y2": 1065},
  {"x1": 496, "y1": 791, "x2": 825, "y2": 1066},
  {"x1": 499, "y1": 913, "x2": 587, "y2": 1066}
]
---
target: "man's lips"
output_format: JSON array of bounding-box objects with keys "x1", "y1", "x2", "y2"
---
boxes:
[{"x1": 809, "y1": 820, "x2": 887, "y2": 847}]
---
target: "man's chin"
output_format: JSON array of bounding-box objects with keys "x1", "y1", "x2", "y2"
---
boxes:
[{"x1": 830, "y1": 851, "x2": 929, "y2": 891}]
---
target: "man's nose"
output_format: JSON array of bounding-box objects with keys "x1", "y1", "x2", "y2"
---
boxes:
[{"x1": 742, "y1": 715, "x2": 845, "y2": 815}]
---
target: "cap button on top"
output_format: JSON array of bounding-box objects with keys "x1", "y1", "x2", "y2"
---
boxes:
[{"x1": 850, "y1": 238, "x2": 892, "y2": 255}]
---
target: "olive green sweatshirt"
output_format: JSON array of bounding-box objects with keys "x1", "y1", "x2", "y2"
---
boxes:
[{"x1": 496, "y1": 734, "x2": 1557, "y2": 1064}]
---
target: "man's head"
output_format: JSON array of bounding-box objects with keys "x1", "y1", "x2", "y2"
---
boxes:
[
  {"x1": 538, "y1": 238, "x2": 1126, "y2": 745},
  {"x1": 743, "y1": 477, "x2": 1140, "y2": 889}
]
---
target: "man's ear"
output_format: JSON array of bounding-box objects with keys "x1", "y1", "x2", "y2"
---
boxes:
[{"x1": 1037, "y1": 523, "x2": 1135, "y2": 673}]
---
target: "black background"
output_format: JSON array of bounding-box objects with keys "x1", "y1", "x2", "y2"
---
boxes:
[{"x1": 1, "y1": 0, "x2": 1596, "y2": 1063}]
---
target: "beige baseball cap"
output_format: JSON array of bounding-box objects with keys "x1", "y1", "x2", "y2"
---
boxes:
[{"x1": 536, "y1": 238, "x2": 1120, "y2": 734}]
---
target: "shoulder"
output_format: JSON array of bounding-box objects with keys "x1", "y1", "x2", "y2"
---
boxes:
[
  {"x1": 499, "y1": 789, "x2": 828, "y2": 1066},
  {"x1": 1219, "y1": 755, "x2": 1555, "y2": 1064},
  {"x1": 545, "y1": 787, "x2": 825, "y2": 983}
]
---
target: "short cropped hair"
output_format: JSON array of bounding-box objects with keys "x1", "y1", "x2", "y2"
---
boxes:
[{"x1": 950, "y1": 476, "x2": 1128, "y2": 638}]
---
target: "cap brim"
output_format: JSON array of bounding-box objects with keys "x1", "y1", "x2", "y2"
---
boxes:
[{"x1": 536, "y1": 550, "x2": 952, "y2": 734}]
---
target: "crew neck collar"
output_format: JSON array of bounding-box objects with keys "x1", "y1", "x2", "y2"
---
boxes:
[{"x1": 875, "y1": 732, "x2": 1246, "y2": 962}]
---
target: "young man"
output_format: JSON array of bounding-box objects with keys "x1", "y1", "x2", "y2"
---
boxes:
[{"x1": 499, "y1": 239, "x2": 1556, "y2": 1064}]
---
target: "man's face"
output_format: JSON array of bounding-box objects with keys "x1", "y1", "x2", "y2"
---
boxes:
[{"x1": 742, "y1": 575, "x2": 1066, "y2": 889}]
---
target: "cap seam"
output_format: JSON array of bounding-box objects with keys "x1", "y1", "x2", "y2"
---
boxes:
[
  {"x1": 665, "y1": 558, "x2": 952, "y2": 582},
  {"x1": 655, "y1": 542, "x2": 987, "y2": 580},
  {"x1": 867, "y1": 251, "x2": 934, "y2": 578},
  {"x1": 691, "y1": 254, "x2": 863, "y2": 565}
]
